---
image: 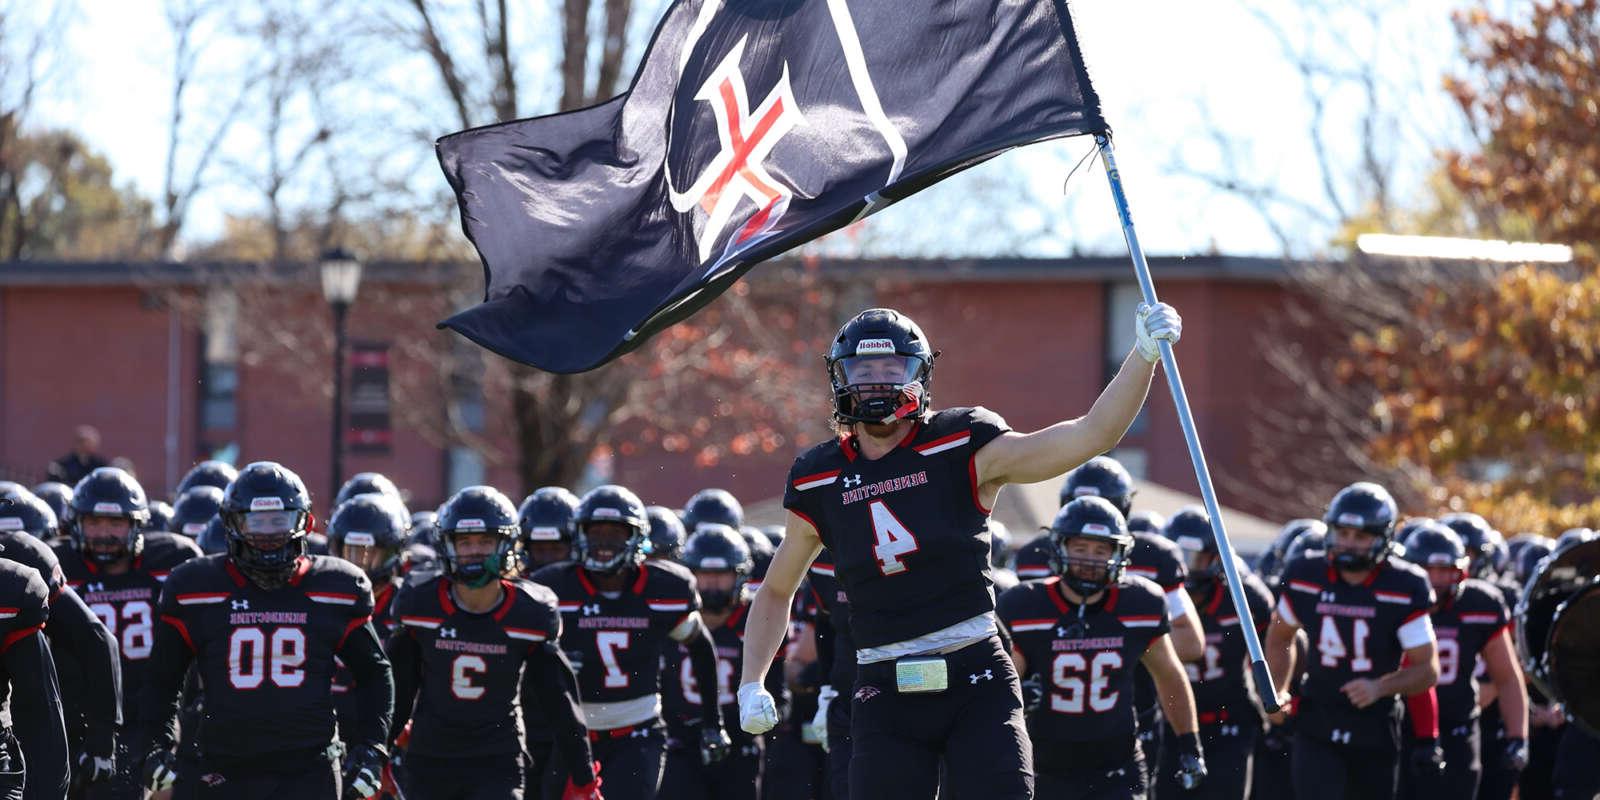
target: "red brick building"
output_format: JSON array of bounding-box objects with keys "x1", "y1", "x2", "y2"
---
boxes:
[{"x1": 0, "y1": 256, "x2": 1306, "y2": 519}]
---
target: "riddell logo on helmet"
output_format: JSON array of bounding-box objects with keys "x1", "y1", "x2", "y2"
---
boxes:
[
  {"x1": 592, "y1": 508, "x2": 622, "y2": 520},
  {"x1": 855, "y1": 338, "x2": 896, "y2": 356},
  {"x1": 1336, "y1": 513, "x2": 1365, "y2": 527},
  {"x1": 1073, "y1": 487, "x2": 1102, "y2": 497},
  {"x1": 93, "y1": 502, "x2": 124, "y2": 514},
  {"x1": 345, "y1": 532, "x2": 376, "y2": 546},
  {"x1": 0, "y1": 518, "x2": 21, "y2": 531},
  {"x1": 249, "y1": 497, "x2": 285, "y2": 511},
  {"x1": 456, "y1": 518, "x2": 487, "y2": 531},
  {"x1": 1081, "y1": 522, "x2": 1112, "y2": 535}
]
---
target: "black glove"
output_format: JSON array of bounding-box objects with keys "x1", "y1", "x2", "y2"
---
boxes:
[
  {"x1": 342, "y1": 744, "x2": 387, "y2": 800},
  {"x1": 699, "y1": 726, "x2": 732, "y2": 765},
  {"x1": 1174, "y1": 732, "x2": 1207, "y2": 790},
  {"x1": 1020, "y1": 675, "x2": 1044, "y2": 715},
  {"x1": 1502, "y1": 737, "x2": 1529, "y2": 772},
  {"x1": 74, "y1": 750, "x2": 116, "y2": 786},
  {"x1": 1409, "y1": 737, "x2": 1446, "y2": 781},
  {"x1": 141, "y1": 748, "x2": 179, "y2": 792}
]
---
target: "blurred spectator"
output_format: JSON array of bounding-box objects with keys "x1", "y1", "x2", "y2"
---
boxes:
[{"x1": 46, "y1": 425, "x2": 109, "y2": 486}]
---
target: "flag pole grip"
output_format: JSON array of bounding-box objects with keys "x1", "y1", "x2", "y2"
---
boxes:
[{"x1": 1093, "y1": 132, "x2": 1282, "y2": 712}]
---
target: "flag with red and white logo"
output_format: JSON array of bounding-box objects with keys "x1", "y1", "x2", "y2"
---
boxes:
[{"x1": 437, "y1": 0, "x2": 1105, "y2": 373}]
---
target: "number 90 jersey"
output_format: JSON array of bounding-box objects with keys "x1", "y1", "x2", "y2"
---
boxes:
[
  {"x1": 997, "y1": 576, "x2": 1169, "y2": 747},
  {"x1": 783, "y1": 407, "x2": 1010, "y2": 650},
  {"x1": 155, "y1": 554, "x2": 375, "y2": 759}
]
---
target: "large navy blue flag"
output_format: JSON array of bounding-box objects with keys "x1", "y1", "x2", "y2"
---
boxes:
[{"x1": 438, "y1": 0, "x2": 1106, "y2": 373}]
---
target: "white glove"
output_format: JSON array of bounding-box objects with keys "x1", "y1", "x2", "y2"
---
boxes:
[
  {"x1": 738, "y1": 681, "x2": 780, "y2": 735},
  {"x1": 812, "y1": 685, "x2": 838, "y2": 752},
  {"x1": 1135, "y1": 302, "x2": 1182, "y2": 363}
]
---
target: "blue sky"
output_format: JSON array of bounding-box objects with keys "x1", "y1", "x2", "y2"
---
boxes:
[{"x1": 28, "y1": 0, "x2": 1471, "y2": 258}]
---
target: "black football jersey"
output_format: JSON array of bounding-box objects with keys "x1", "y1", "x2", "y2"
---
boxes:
[
  {"x1": 1128, "y1": 531, "x2": 1186, "y2": 715},
  {"x1": 333, "y1": 578, "x2": 402, "y2": 729},
  {"x1": 391, "y1": 576, "x2": 562, "y2": 757},
  {"x1": 155, "y1": 554, "x2": 375, "y2": 758},
  {"x1": 0, "y1": 558, "x2": 51, "y2": 727},
  {"x1": 663, "y1": 604, "x2": 757, "y2": 746},
  {"x1": 998, "y1": 575, "x2": 1169, "y2": 753},
  {"x1": 1277, "y1": 554, "x2": 1435, "y2": 748},
  {"x1": 55, "y1": 533, "x2": 200, "y2": 716},
  {"x1": 1186, "y1": 570, "x2": 1274, "y2": 719},
  {"x1": 782, "y1": 407, "x2": 1010, "y2": 649},
  {"x1": 1430, "y1": 579, "x2": 1510, "y2": 725},
  {"x1": 1012, "y1": 535, "x2": 1053, "y2": 581},
  {"x1": 533, "y1": 560, "x2": 700, "y2": 710}
]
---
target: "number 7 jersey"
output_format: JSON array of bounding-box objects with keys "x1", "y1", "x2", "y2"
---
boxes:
[{"x1": 782, "y1": 407, "x2": 1010, "y2": 650}]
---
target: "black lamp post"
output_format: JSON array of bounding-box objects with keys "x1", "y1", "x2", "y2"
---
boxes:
[{"x1": 320, "y1": 248, "x2": 362, "y2": 506}]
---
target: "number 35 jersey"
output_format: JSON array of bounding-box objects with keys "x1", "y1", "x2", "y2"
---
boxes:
[
  {"x1": 155, "y1": 554, "x2": 375, "y2": 758},
  {"x1": 998, "y1": 576, "x2": 1169, "y2": 752},
  {"x1": 782, "y1": 407, "x2": 1010, "y2": 650}
]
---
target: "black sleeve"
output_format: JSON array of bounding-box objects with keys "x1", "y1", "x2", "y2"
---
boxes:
[
  {"x1": 523, "y1": 642, "x2": 595, "y2": 784},
  {"x1": 6, "y1": 631, "x2": 69, "y2": 800},
  {"x1": 339, "y1": 622, "x2": 395, "y2": 752},
  {"x1": 682, "y1": 619, "x2": 724, "y2": 731},
  {"x1": 135, "y1": 618, "x2": 194, "y2": 756},
  {"x1": 47, "y1": 587, "x2": 122, "y2": 754},
  {"x1": 386, "y1": 627, "x2": 421, "y2": 745}
]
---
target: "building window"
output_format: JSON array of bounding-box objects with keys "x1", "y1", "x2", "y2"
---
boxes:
[{"x1": 200, "y1": 289, "x2": 238, "y2": 432}]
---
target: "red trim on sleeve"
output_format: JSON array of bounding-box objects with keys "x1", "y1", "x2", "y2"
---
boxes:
[
  {"x1": 160, "y1": 614, "x2": 196, "y2": 654},
  {"x1": 790, "y1": 509, "x2": 818, "y2": 531},
  {"x1": 968, "y1": 453, "x2": 992, "y2": 515},
  {"x1": 0, "y1": 623, "x2": 41, "y2": 654},
  {"x1": 791, "y1": 469, "x2": 842, "y2": 489},
  {"x1": 337, "y1": 614, "x2": 373, "y2": 651},
  {"x1": 1401, "y1": 608, "x2": 1428, "y2": 625},
  {"x1": 915, "y1": 430, "x2": 971, "y2": 452},
  {"x1": 285, "y1": 556, "x2": 314, "y2": 587}
]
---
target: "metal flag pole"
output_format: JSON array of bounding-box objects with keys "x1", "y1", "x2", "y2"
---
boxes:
[{"x1": 1094, "y1": 131, "x2": 1283, "y2": 712}]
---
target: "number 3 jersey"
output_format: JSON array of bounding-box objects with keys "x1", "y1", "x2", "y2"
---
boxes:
[
  {"x1": 149, "y1": 554, "x2": 376, "y2": 759},
  {"x1": 532, "y1": 560, "x2": 700, "y2": 730},
  {"x1": 389, "y1": 576, "x2": 563, "y2": 758},
  {"x1": 782, "y1": 407, "x2": 1010, "y2": 651},
  {"x1": 1275, "y1": 554, "x2": 1435, "y2": 748},
  {"x1": 1428, "y1": 578, "x2": 1510, "y2": 725},
  {"x1": 54, "y1": 533, "x2": 201, "y2": 719},
  {"x1": 997, "y1": 575, "x2": 1169, "y2": 758}
]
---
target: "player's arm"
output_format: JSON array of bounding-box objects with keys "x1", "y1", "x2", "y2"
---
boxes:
[
  {"x1": 385, "y1": 626, "x2": 421, "y2": 745},
  {"x1": 674, "y1": 614, "x2": 726, "y2": 732},
  {"x1": 1167, "y1": 594, "x2": 1205, "y2": 663},
  {"x1": 1483, "y1": 627, "x2": 1529, "y2": 739},
  {"x1": 1264, "y1": 607, "x2": 1300, "y2": 719},
  {"x1": 521, "y1": 643, "x2": 597, "y2": 787},
  {"x1": 741, "y1": 511, "x2": 822, "y2": 688},
  {"x1": 49, "y1": 586, "x2": 122, "y2": 762},
  {"x1": 136, "y1": 613, "x2": 195, "y2": 760},
  {"x1": 1143, "y1": 634, "x2": 1199, "y2": 735},
  {"x1": 5, "y1": 627, "x2": 70, "y2": 800},
  {"x1": 337, "y1": 621, "x2": 395, "y2": 753},
  {"x1": 1352, "y1": 640, "x2": 1438, "y2": 708}
]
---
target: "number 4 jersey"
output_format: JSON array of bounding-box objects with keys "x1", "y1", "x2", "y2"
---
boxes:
[
  {"x1": 1276, "y1": 554, "x2": 1435, "y2": 750},
  {"x1": 782, "y1": 407, "x2": 1010, "y2": 650}
]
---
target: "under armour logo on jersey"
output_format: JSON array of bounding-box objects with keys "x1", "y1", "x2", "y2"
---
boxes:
[
  {"x1": 631, "y1": 728, "x2": 649, "y2": 739},
  {"x1": 1220, "y1": 725, "x2": 1240, "y2": 737},
  {"x1": 440, "y1": 627, "x2": 458, "y2": 639},
  {"x1": 1321, "y1": 591, "x2": 1337, "y2": 603},
  {"x1": 582, "y1": 604, "x2": 601, "y2": 616},
  {"x1": 842, "y1": 474, "x2": 863, "y2": 488},
  {"x1": 231, "y1": 599, "x2": 249, "y2": 611},
  {"x1": 87, "y1": 581, "x2": 105, "y2": 594},
  {"x1": 1330, "y1": 729, "x2": 1351, "y2": 744},
  {"x1": 969, "y1": 670, "x2": 993, "y2": 684}
]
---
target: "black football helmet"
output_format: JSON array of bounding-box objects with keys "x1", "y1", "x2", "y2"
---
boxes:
[
  {"x1": 825, "y1": 308, "x2": 937, "y2": 425},
  {"x1": 30, "y1": 482, "x2": 72, "y2": 528},
  {"x1": 408, "y1": 510, "x2": 440, "y2": 550},
  {"x1": 518, "y1": 487, "x2": 580, "y2": 570},
  {"x1": 1322, "y1": 482, "x2": 1398, "y2": 571},
  {"x1": 1164, "y1": 506, "x2": 1221, "y2": 592},
  {"x1": 0, "y1": 482, "x2": 24, "y2": 499},
  {"x1": 220, "y1": 462, "x2": 313, "y2": 588},
  {"x1": 334, "y1": 472, "x2": 408, "y2": 515},
  {"x1": 328, "y1": 493, "x2": 409, "y2": 583},
  {"x1": 0, "y1": 492, "x2": 58, "y2": 539},
  {"x1": 1404, "y1": 520, "x2": 1469, "y2": 599},
  {"x1": 1284, "y1": 525, "x2": 1329, "y2": 565},
  {"x1": 176, "y1": 460, "x2": 239, "y2": 495},
  {"x1": 436, "y1": 486, "x2": 521, "y2": 588},
  {"x1": 171, "y1": 485, "x2": 225, "y2": 538},
  {"x1": 146, "y1": 500, "x2": 175, "y2": 533},
  {"x1": 740, "y1": 525, "x2": 775, "y2": 574},
  {"x1": 197, "y1": 515, "x2": 228, "y2": 555},
  {"x1": 988, "y1": 519, "x2": 1012, "y2": 568},
  {"x1": 574, "y1": 485, "x2": 650, "y2": 574},
  {"x1": 681, "y1": 523, "x2": 753, "y2": 612},
  {"x1": 1127, "y1": 510, "x2": 1165, "y2": 536},
  {"x1": 762, "y1": 524, "x2": 785, "y2": 546},
  {"x1": 1059, "y1": 456, "x2": 1136, "y2": 516},
  {"x1": 69, "y1": 467, "x2": 151, "y2": 563},
  {"x1": 1261, "y1": 519, "x2": 1327, "y2": 580},
  {"x1": 646, "y1": 505, "x2": 687, "y2": 562},
  {"x1": 1049, "y1": 496, "x2": 1134, "y2": 598},
  {"x1": 1515, "y1": 538, "x2": 1555, "y2": 586},
  {"x1": 1440, "y1": 512, "x2": 1505, "y2": 578},
  {"x1": 683, "y1": 489, "x2": 745, "y2": 532}
]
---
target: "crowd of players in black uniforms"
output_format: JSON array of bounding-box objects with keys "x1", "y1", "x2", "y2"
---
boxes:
[{"x1": 0, "y1": 306, "x2": 1593, "y2": 799}]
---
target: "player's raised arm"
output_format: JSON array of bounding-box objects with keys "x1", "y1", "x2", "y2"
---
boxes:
[{"x1": 972, "y1": 303, "x2": 1180, "y2": 490}]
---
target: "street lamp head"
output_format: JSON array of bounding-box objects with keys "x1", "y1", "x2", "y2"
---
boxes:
[{"x1": 320, "y1": 247, "x2": 363, "y2": 306}]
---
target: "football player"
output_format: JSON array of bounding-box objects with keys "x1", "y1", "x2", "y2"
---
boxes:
[
  {"x1": 1265, "y1": 482, "x2": 1439, "y2": 800},
  {"x1": 53, "y1": 467, "x2": 200, "y2": 798},
  {"x1": 999, "y1": 496, "x2": 1206, "y2": 798},
  {"x1": 137, "y1": 461, "x2": 394, "y2": 799},
  {"x1": 0, "y1": 491, "x2": 121, "y2": 795},
  {"x1": 326, "y1": 494, "x2": 410, "y2": 749},
  {"x1": 682, "y1": 489, "x2": 744, "y2": 534},
  {"x1": 0, "y1": 551, "x2": 70, "y2": 800},
  {"x1": 739, "y1": 304, "x2": 1182, "y2": 799},
  {"x1": 519, "y1": 487, "x2": 581, "y2": 575},
  {"x1": 173, "y1": 460, "x2": 237, "y2": 496},
  {"x1": 334, "y1": 473, "x2": 408, "y2": 515},
  {"x1": 533, "y1": 485, "x2": 731, "y2": 800},
  {"x1": 661, "y1": 524, "x2": 775, "y2": 799},
  {"x1": 1164, "y1": 505, "x2": 1274, "y2": 799},
  {"x1": 645, "y1": 506, "x2": 687, "y2": 563},
  {"x1": 388, "y1": 486, "x2": 599, "y2": 800},
  {"x1": 32, "y1": 482, "x2": 76, "y2": 539},
  {"x1": 1400, "y1": 521, "x2": 1527, "y2": 800},
  {"x1": 169, "y1": 485, "x2": 224, "y2": 539},
  {"x1": 801, "y1": 548, "x2": 853, "y2": 799}
]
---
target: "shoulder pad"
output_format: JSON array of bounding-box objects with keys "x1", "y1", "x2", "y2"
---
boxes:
[
  {"x1": 0, "y1": 532, "x2": 63, "y2": 593},
  {"x1": 142, "y1": 532, "x2": 204, "y2": 567},
  {"x1": 0, "y1": 560, "x2": 49, "y2": 631},
  {"x1": 787, "y1": 440, "x2": 849, "y2": 489},
  {"x1": 393, "y1": 573, "x2": 444, "y2": 614},
  {"x1": 1460, "y1": 578, "x2": 1507, "y2": 608},
  {"x1": 1121, "y1": 573, "x2": 1168, "y2": 606},
  {"x1": 530, "y1": 561, "x2": 576, "y2": 589},
  {"x1": 509, "y1": 577, "x2": 560, "y2": 609},
  {"x1": 305, "y1": 555, "x2": 371, "y2": 589},
  {"x1": 646, "y1": 560, "x2": 696, "y2": 590}
]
